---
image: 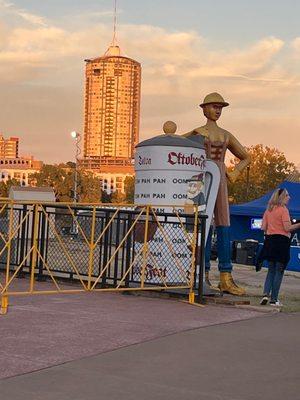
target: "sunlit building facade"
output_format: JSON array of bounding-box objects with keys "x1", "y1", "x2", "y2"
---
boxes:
[
  {"x1": 0, "y1": 157, "x2": 43, "y2": 186},
  {"x1": 82, "y1": 45, "x2": 141, "y2": 175},
  {"x1": 0, "y1": 134, "x2": 19, "y2": 158},
  {"x1": 0, "y1": 134, "x2": 42, "y2": 186}
]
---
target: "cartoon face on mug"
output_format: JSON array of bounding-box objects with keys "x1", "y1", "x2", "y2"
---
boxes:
[
  {"x1": 185, "y1": 173, "x2": 206, "y2": 211},
  {"x1": 187, "y1": 180, "x2": 204, "y2": 200}
]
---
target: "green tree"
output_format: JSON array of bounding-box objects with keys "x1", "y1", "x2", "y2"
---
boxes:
[
  {"x1": 0, "y1": 181, "x2": 7, "y2": 197},
  {"x1": 30, "y1": 164, "x2": 103, "y2": 203},
  {"x1": 110, "y1": 176, "x2": 135, "y2": 204},
  {"x1": 65, "y1": 161, "x2": 76, "y2": 169},
  {"x1": 228, "y1": 144, "x2": 296, "y2": 204},
  {"x1": 124, "y1": 176, "x2": 135, "y2": 203},
  {"x1": 286, "y1": 168, "x2": 300, "y2": 183},
  {"x1": 0, "y1": 179, "x2": 21, "y2": 198},
  {"x1": 30, "y1": 164, "x2": 69, "y2": 200},
  {"x1": 101, "y1": 191, "x2": 112, "y2": 203},
  {"x1": 78, "y1": 171, "x2": 102, "y2": 203},
  {"x1": 111, "y1": 190, "x2": 126, "y2": 204}
]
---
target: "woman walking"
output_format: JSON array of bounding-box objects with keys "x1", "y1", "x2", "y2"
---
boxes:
[{"x1": 260, "y1": 188, "x2": 300, "y2": 306}]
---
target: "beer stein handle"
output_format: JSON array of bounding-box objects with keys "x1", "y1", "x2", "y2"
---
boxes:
[{"x1": 203, "y1": 160, "x2": 220, "y2": 244}]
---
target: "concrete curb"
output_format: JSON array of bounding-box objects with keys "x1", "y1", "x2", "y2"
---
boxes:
[{"x1": 235, "y1": 304, "x2": 281, "y2": 313}]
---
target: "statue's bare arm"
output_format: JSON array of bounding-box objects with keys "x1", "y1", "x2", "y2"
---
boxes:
[{"x1": 227, "y1": 132, "x2": 251, "y2": 183}]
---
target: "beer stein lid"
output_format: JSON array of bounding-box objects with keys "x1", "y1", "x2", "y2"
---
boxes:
[{"x1": 136, "y1": 133, "x2": 204, "y2": 149}]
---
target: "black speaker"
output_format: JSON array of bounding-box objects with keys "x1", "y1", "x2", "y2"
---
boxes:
[{"x1": 233, "y1": 240, "x2": 259, "y2": 265}]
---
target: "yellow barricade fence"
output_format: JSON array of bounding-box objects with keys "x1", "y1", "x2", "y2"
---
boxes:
[{"x1": 0, "y1": 200, "x2": 204, "y2": 314}]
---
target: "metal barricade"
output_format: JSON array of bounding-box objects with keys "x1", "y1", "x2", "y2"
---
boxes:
[{"x1": 0, "y1": 200, "x2": 207, "y2": 314}]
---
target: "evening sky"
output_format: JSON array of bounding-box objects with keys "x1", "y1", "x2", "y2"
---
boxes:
[{"x1": 0, "y1": 0, "x2": 299, "y2": 165}]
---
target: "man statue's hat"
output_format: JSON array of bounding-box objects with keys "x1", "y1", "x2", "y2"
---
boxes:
[
  {"x1": 200, "y1": 92, "x2": 229, "y2": 108},
  {"x1": 187, "y1": 173, "x2": 204, "y2": 182}
]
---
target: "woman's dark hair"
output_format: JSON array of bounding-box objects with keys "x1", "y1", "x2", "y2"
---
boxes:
[{"x1": 278, "y1": 188, "x2": 284, "y2": 196}]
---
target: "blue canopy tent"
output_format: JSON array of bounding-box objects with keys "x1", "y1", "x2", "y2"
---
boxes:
[{"x1": 230, "y1": 181, "x2": 300, "y2": 271}]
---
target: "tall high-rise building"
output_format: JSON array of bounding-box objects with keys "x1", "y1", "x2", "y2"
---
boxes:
[{"x1": 82, "y1": 45, "x2": 141, "y2": 173}]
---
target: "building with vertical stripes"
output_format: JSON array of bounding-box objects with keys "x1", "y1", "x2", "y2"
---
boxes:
[
  {"x1": 0, "y1": 134, "x2": 19, "y2": 158},
  {"x1": 82, "y1": 45, "x2": 141, "y2": 180}
]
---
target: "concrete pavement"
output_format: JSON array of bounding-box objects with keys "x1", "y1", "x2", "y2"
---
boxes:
[
  {"x1": 0, "y1": 265, "x2": 299, "y2": 399},
  {"x1": 0, "y1": 312, "x2": 299, "y2": 400},
  {"x1": 0, "y1": 290, "x2": 262, "y2": 379}
]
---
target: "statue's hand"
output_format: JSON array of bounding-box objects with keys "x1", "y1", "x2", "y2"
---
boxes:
[
  {"x1": 227, "y1": 169, "x2": 240, "y2": 183},
  {"x1": 184, "y1": 201, "x2": 195, "y2": 214}
]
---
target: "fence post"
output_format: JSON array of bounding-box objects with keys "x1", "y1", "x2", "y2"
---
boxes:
[
  {"x1": 30, "y1": 204, "x2": 40, "y2": 293},
  {"x1": 113, "y1": 214, "x2": 121, "y2": 287},
  {"x1": 141, "y1": 206, "x2": 150, "y2": 289},
  {"x1": 87, "y1": 206, "x2": 96, "y2": 290},
  {"x1": 17, "y1": 204, "x2": 27, "y2": 278},
  {"x1": 189, "y1": 207, "x2": 199, "y2": 304},
  {"x1": 37, "y1": 206, "x2": 47, "y2": 281},
  {"x1": 101, "y1": 210, "x2": 110, "y2": 287},
  {"x1": 0, "y1": 202, "x2": 13, "y2": 314},
  {"x1": 124, "y1": 212, "x2": 133, "y2": 288},
  {"x1": 197, "y1": 215, "x2": 207, "y2": 304}
]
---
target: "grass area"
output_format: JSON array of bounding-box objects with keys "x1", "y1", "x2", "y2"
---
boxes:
[
  {"x1": 242, "y1": 282, "x2": 300, "y2": 313},
  {"x1": 237, "y1": 294, "x2": 300, "y2": 313},
  {"x1": 209, "y1": 265, "x2": 300, "y2": 313},
  {"x1": 277, "y1": 294, "x2": 300, "y2": 313}
]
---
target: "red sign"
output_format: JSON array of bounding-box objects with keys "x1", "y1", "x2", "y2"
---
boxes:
[{"x1": 167, "y1": 152, "x2": 206, "y2": 168}]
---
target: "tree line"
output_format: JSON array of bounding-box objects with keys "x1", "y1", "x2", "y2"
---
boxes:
[
  {"x1": 0, "y1": 163, "x2": 134, "y2": 203},
  {"x1": 0, "y1": 145, "x2": 297, "y2": 204},
  {"x1": 227, "y1": 144, "x2": 298, "y2": 203}
]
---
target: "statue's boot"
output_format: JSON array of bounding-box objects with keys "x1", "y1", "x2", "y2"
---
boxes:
[
  {"x1": 219, "y1": 272, "x2": 246, "y2": 296},
  {"x1": 203, "y1": 272, "x2": 220, "y2": 296},
  {"x1": 203, "y1": 282, "x2": 220, "y2": 296},
  {"x1": 205, "y1": 271, "x2": 220, "y2": 291}
]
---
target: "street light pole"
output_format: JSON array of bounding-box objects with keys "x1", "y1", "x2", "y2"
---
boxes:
[
  {"x1": 246, "y1": 165, "x2": 250, "y2": 202},
  {"x1": 70, "y1": 131, "x2": 81, "y2": 236},
  {"x1": 70, "y1": 131, "x2": 82, "y2": 203}
]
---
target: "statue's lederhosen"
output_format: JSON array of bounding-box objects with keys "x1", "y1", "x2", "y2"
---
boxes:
[
  {"x1": 184, "y1": 130, "x2": 231, "y2": 227},
  {"x1": 204, "y1": 136, "x2": 230, "y2": 227}
]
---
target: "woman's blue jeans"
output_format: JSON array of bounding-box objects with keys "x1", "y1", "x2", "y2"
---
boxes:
[{"x1": 263, "y1": 261, "x2": 285, "y2": 302}]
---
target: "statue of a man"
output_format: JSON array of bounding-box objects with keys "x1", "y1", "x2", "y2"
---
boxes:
[{"x1": 184, "y1": 93, "x2": 251, "y2": 295}]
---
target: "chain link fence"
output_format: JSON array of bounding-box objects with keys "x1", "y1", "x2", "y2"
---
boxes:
[{"x1": 0, "y1": 200, "x2": 207, "y2": 314}]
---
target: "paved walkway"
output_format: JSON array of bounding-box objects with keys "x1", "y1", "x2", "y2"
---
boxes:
[
  {"x1": 0, "y1": 289, "x2": 262, "y2": 379},
  {"x1": 0, "y1": 312, "x2": 299, "y2": 400},
  {"x1": 0, "y1": 265, "x2": 299, "y2": 399}
]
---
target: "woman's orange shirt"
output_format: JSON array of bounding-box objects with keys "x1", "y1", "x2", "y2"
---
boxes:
[{"x1": 262, "y1": 206, "x2": 291, "y2": 238}]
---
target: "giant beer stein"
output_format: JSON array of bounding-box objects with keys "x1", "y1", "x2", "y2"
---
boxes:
[{"x1": 133, "y1": 121, "x2": 220, "y2": 284}]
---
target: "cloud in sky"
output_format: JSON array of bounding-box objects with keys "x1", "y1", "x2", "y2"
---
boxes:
[
  {"x1": 0, "y1": 0, "x2": 48, "y2": 26},
  {"x1": 291, "y1": 37, "x2": 300, "y2": 58},
  {"x1": 0, "y1": 2, "x2": 299, "y2": 165}
]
